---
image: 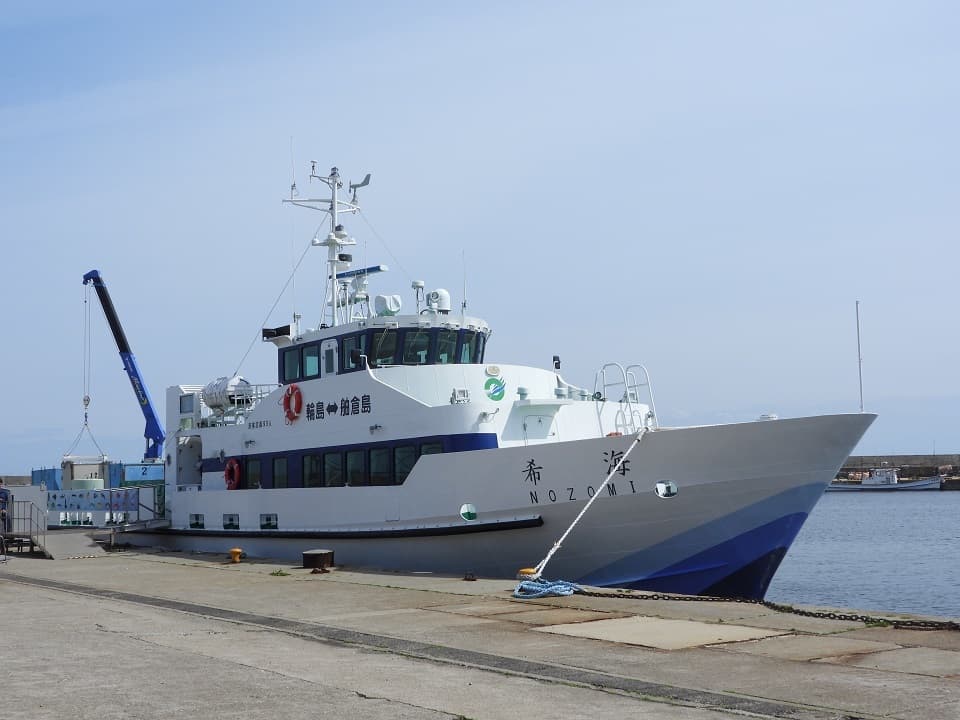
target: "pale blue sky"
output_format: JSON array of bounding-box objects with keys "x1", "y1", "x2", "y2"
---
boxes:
[{"x1": 2, "y1": 1, "x2": 958, "y2": 472}]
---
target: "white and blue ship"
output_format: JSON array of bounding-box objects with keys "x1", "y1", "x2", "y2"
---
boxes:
[{"x1": 130, "y1": 165, "x2": 873, "y2": 599}]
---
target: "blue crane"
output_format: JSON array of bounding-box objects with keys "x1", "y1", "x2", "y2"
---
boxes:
[{"x1": 82, "y1": 270, "x2": 165, "y2": 461}]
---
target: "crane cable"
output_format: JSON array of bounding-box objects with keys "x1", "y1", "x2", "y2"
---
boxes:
[{"x1": 63, "y1": 283, "x2": 107, "y2": 458}]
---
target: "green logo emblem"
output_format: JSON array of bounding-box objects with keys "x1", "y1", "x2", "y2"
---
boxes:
[
  {"x1": 459, "y1": 503, "x2": 478, "y2": 521},
  {"x1": 484, "y1": 376, "x2": 505, "y2": 401}
]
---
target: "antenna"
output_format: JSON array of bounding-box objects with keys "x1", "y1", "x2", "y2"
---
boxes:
[
  {"x1": 461, "y1": 249, "x2": 467, "y2": 319},
  {"x1": 856, "y1": 300, "x2": 864, "y2": 413}
]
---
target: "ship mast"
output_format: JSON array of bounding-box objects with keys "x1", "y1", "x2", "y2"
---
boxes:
[{"x1": 282, "y1": 164, "x2": 370, "y2": 327}]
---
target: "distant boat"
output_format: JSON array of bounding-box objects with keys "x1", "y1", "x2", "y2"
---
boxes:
[{"x1": 827, "y1": 467, "x2": 942, "y2": 492}]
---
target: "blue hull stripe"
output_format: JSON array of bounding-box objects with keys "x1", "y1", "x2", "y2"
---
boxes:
[{"x1": 577, "y1": 484, "x2": 822, "y2": 599}]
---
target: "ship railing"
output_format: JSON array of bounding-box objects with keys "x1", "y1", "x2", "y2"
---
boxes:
[
  {"x1": 3, "y1": 499, "x2": 47, "y2": 554},
  {"x1": 593, "y1": 363, "x2": 658, "y2": 436}
]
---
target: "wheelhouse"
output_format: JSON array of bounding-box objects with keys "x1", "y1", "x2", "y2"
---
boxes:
[{"x1": 278, "y1": 325, "x2": 489, "y2": 385}]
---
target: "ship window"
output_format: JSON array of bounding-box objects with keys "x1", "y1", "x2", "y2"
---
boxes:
[
  {"x1": 260, "y1": 513, "x2": 278, "y2": 530},
  {"x1": 179, "y1": 394, "x2": 195, "y2": 413},
  {"x1": 341, "y1": 333, "x2": 367, "y2": 372},
  {"x1": 458, "y1": 331, "x2": 477, "y2": 364},
  {"x1": 402, "y1": 329, "x2": 432, "y2": 365},
  {"x1": 369, "y1": 329, "x2": 398, "y2": 367},
  {"x1": 369, "y1": 447, "x2": 392, "y2": 486},
  {"x1": 420, "y1": 442, "x2": 443, "y2": 456},
  {"x1": 475, "y1": 333, "x2": 486, "y2": 363},
  {"x1": 189, "y1": 513, "x2": 204, "y2": 529},
  {"x1": 223, "y1": 513, "x2": 239, "y2": 530},
  {"x1": 394, "y1": 445, "x2": 417, "y2": 484},
  {"x1": 303, "y1": 344, "x2": 320, "y2": 379},
  {"x1": 324, "y1": 347, "x2": 336, "y2": 374},
  {"x1": 303, "y1": 454, "x2": 323, "y2": 488},
  {"x1": 346, "y1": 449, "x2": 367, "y2": 486},
  {"x1": 436, "y1": 329, "x2": 458, "y2": 364},
  {"x1": 273, "y1": 457, "x2": 288, "y2": 489},
  {"x1": 323, "y1": 452, "x2": 344, "y2": 487},
  {"x1": 282, "y1": 347, "x2": 301, "y2": 383},
  {"x1": 244, "y1": 459, "x2": 261, "y2": 489}
]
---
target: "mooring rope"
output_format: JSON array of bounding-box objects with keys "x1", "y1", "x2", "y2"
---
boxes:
[{"x1": 514, "y1": 428, "x2": 647, "y2": 598}]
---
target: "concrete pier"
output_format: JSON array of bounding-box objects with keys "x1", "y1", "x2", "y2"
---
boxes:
[{"x1": 2, "y1": 550, "x2": 958, "y2": 720}]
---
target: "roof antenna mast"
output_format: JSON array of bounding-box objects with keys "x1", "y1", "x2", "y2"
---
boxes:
[{"x1": 283, "y1": 165, "x2": 371, "y2": 327}]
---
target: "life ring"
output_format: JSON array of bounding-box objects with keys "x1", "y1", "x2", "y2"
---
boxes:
[
  {"x1": 224, "y1": 458, "x2": 241, "y2": 490},
  {"x1": 283, "y1": 383, "x2": 303, "y2": 423}
]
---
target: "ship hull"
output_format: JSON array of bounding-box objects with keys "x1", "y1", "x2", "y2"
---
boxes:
[{"x1": 132, "y1": 413, "x2": 873, "y2": 599}]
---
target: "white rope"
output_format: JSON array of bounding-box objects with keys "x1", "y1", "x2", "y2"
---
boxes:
[{"x1": 528, "y1": 428, "x2": 647, "y2": 580}]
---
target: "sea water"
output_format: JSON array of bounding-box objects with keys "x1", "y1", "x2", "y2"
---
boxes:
[{"x1": 766, "y1": 491, "x2": 960, "y2": 619}]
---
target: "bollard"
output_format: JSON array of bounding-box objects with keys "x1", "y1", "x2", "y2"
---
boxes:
[{"x1": 229, "y1": 547, "x2": 243, "y2": 563}]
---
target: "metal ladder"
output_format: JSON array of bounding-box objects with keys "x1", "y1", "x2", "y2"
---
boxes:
[{"x1": 594, "y1": 362, "x2": 659, "y2": 435}]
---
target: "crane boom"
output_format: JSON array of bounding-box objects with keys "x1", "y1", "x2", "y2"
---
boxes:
[{"x1": 82, "y1": 269, "x2": 165, "y2": 461}]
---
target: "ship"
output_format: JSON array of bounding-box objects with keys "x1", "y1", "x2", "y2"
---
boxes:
[
  {"x1": 132, "y1": 164, "x2": 874, "y2": 599},
  {"x1": 827, "y1": 467, "x2": 941, "y2": 491}
]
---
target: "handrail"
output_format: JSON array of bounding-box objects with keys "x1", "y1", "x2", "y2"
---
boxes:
[{"x1": 8, "y1": 499, "x2": 47, "y2": 553}]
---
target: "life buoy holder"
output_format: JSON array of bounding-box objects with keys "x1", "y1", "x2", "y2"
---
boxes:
[
  {"x1": 224, "y1": 458, "x2": 241, "y2": 490},
  {"x1": 283, "y1": 383, "x2": 303, "y2": 424}
]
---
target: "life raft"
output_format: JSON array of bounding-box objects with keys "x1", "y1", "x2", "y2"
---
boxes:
[
  {"x1": 283, "y1": 383, "x2": 303, "y2": 423},
  {"x1": 224, "y1": 458, "x2": 241, "y2": 490}
]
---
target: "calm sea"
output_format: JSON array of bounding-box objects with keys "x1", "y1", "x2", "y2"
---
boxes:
[{"x1": 766, "y1": 491, "x2": 960, "y2": 619}]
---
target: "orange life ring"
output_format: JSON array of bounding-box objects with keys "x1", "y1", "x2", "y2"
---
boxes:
[
  {"x1": 224, "y1": 458, "x2": 241, "y2": 490},
  {"x1": 283, "y1": 383, "x2": 303, "y2": 423}
]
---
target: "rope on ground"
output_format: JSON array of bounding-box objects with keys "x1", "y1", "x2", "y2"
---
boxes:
[{"x1": 513, "y1": 578, "x2": 581, "y2": 599}]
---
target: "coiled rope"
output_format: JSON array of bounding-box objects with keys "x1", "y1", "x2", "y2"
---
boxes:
[{"x1": 514, "y1": 579, "x2": 581, "y2": 599}]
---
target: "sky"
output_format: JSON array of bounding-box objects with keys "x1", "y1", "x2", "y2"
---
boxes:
[{"x1": 1, "y1": 1, "x2": 958, "y2": 473}]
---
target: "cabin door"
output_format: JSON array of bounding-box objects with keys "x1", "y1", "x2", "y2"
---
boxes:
[{"x1": 321, "y1": 339, "x2": 338, "y2": 377}]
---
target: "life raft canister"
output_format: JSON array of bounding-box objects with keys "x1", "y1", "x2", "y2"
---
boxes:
[
  {"x1": 224, "y1": 458, "x2": 241, "y2": 490},
  {"x1": 283, "y1": 383, "x2": 303, "y2": 423}
]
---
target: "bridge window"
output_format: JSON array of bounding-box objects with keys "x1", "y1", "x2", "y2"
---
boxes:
[
  {"x1": 394, "y1": 445, "x2": 417, "y2": 484},
  {"x1": 369, "y1": 329, "x2": 399, "y2": 367},
  {"x1": 341, "y1": 333, "x2": 367, "y2": 372},
  {"x1": 458, "y1": 331, "x2": 478, "y2": 364},
  {"x1": 436, "y1": 329, "x2": 458, "y2": 364},
  {"x1": 273, "y1": 457, "x2": 288, "y2": 489},
  {"x1": 282, "y1": 347, "x2": 300, "y2": 383},
  {"x1": 303, "y1": 454, "x2": 323, "y2": 488},
  {"x1": 323, "y1": 452, "x2": 344, "y2": 487},
  {"x1": 402, "y1": 328, "x2": 432, "y2": 365},
  {"x1": 369, "y1": 447, "x2": 392, "y2": 485},
  {"x1": 475, "y1": 333, "x2": 486, "y2": 363},
  {"x1": 303, "y1": 344, "x2": 320, "y2": 379}
]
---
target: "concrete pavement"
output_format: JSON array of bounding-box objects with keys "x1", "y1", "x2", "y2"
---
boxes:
[{"x1": 1, "y1": 549, "x2": 957, "y2": 719}]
